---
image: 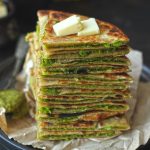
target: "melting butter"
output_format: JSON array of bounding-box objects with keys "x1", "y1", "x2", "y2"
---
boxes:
[
  {"x1": 78, "y1": 18, "x2": 100, "y2": 36},
  {"x1": 53, "y1": 15, "x2": 83, "y2": 36}
]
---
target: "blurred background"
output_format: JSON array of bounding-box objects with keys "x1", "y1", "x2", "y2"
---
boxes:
[{"x1": 0, "y1": 0, "x2": 149, "y2": 64}]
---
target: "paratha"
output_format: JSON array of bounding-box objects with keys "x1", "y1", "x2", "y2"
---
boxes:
[{"x1": 37, "y1": 10, "x2": 129, "y2": 48}]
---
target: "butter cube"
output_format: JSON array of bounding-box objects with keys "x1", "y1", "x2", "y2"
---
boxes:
[
  {"x1": 78, "y1": 18, "x2": 100, "y2": 36},
  {"x1": 53, "y1": 15, "x2": 83, "y2": 36}
]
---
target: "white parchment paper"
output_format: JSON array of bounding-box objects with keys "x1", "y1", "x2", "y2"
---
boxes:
[{"x1": 8, "y1": 50, "x2": 150, "y2": 150}]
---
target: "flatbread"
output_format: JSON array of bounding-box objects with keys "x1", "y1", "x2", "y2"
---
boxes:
[
  {"x1": 37, "y1": 10, "x2": 129, "y2": 48},
  {"x1": 38, "y1": 56, "x2": 130, "y2": 67},
  {"x1": 38, "y1": 100, "x2": 129, "y2": 114},
  {"x1": 25, "y1": 10, "x2": 132, "y2": 141},
  {"x1": 37, "y1": 111, "x2": 123, "y2": 122},
  {"x1": 37, "y1": 73, "x2": 133, "y2": 83},
  {"x1": 27, "y1": 33, "x2": 130, "y2": 58},
  {"x1": 39, "y1": 87, "x2": 130, "y2": 97},
  {"x1": 38, "y1": 116, "x2": 130, "y2": 131},
  {"x1": 37, "y1": 129, "x2": 121, "y2": 140},
  {"x1": 39, "y1": 65, "x2": 130, "y2": 75}
]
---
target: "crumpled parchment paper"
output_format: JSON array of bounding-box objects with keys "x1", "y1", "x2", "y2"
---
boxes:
[
  {"x1": 0, "y1": 107, "x2": 7, "y2": 133},
  {"x1": 7, "y1": 50, "x2": 150, "y2": 150}
]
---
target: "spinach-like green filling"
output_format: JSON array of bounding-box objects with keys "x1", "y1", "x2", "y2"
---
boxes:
[
  {"x1": 41, "y1": 59, "x2": 56, "y2": 66},
  {"x1": 79, "y1": 50, "x2": 92, "y2": 57},
  {"x1": 41, "y1": 66, "x2": 129, "y2": 75},
  {"x1": 38, "y1": 125, "x2": 127, "y2": 131},
  {"x1": 39, "y1": 107, "x2": 52, "y2": 114},
  {"x1": 40, "y1": 87, "x2": 126, "y2": 96},
  {"x1": 39, "y1": 74, "x2": 132, "y2": 82},
  {"x1": 40, "y1": 84, "x2": 128, "y2": 90},
  {"x1": 38, "y1": 98, "x2": 125, "y2": 104},
  {"x1": 44, "y1": 41, "x2": 126, "y2": 49},
  {"x1": 41, "y1": 88, "x2": 59, "y2": 95},
  {"x1": 38, "y1": 103, "x2": 128, "y2": 114},
  {"x1": 38, "y1": 130, "x2": 117, "y2": 140},
  {"x1": 38, "y1": 115, "x2": 79, "y2": 123},
  {"x1": 39, "y1": 57, "x2": 129, "y2": 67}
]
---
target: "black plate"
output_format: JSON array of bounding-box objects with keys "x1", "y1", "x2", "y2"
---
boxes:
[{"x1": 0, "y1": 65, "x2": 150, "y2": 150}]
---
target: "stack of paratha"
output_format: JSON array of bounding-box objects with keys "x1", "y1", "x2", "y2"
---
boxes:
[{"x1": 26, "y1": 10, "x2": 133, "y2": 140}]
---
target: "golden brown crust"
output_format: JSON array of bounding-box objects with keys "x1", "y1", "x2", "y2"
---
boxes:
[{"x1": 37, "y1": 10, "x2": 129, "y2": 46}]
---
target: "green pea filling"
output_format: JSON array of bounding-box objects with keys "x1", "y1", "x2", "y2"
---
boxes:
[
  {"x1": 40, "y1": 83, "x2": 127, "y2": 90},
  {"x1": 39, "y1": 125, "x2": 125, "y2": 131},
  {"x1": 38, "y1": 131, "x2": 116, "y2": 140},
  {"x1": 40, "y1": 87, "x2": 115, "y2": 95},
  {"x1": 38, "y1": 98, "x2": 125, "y2": 105},
  {"x1": 40, "y1": 57, "x2": 129, "y2": 67},
  {"x1": 39, "y1": 74, "x2": 132, "y2": 82},
  {"x1": 79, "y1": 50, "x2": 92, "y2": 57},
  {"x1": 41, "y1": 88, "x2": 59, "y2": 95},
  {"x1": 44, "y1": 41, "x2": 126, "y2": 49},
  {"x1": 41, "y1": 59, "x2": 56, "y2": 66},
  {"x1": 39, "y1": 107, "x2": 52, "y2": 114},
  {"x1": 38, "y1": 104, "x2": 128, "y2": 114},
  {"x1": 42, "y1": 65, "x2": 127, "y2": 75},
  {"x1": 38, "y1": 115, "x2": 79, "y2": 123}
]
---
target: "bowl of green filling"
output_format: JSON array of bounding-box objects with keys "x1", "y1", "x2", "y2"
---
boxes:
[{"x1": 0, "y1": 89, "x2": 29, "y2": 124}]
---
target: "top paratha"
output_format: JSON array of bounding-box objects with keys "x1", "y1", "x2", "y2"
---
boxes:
[{"x1": 37, "y1": 10, "x2": 129, "y2": 48}]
